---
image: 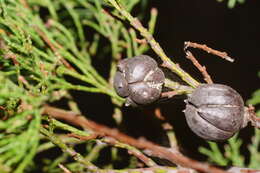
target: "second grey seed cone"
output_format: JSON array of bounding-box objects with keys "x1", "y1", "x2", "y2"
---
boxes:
[{"x1": 114, "y1": 55, "x2": 165, "y2": 107}]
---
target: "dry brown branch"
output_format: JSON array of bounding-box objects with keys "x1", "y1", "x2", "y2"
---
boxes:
[
  {"x1": 58, "y1": 164, "x2": 72, "y2": 173},
  {"x1": 18, "y1": 75, "x2": 29, "y2": 86},
  {"x1": 185, "y1": 50, "x2": 213, "y2": 84},
  {"x1": 0, "y1": 40, "x2": 20, "y2": 66},
  {"x1": 228, "y1": 166, "x2": 260, "y2": 173},
  {"x1": 135, "y1": 38, "x2": 147, "y2": 44},
  {"x1": 161, "y1": 91, "x2": 180, "y2": 98},
  {"x1": 68, "y1": 133, "x2": 102, "y2": 141},
  {"x1": 124, "y1": 167, "x2": 196, "y2": 173},
  {"x1": 184, "y1": 41, "x2": 234, "y2": 62},
  {"x1": 154, "y1": 108, "x2": 165, "y2": 120},
  {"x1": 246, "y1": 105, "x2": 260, "y2": 128},
  {"x1": 34, "y1": 27, "x2": 75, "y2": 71},
  {"x1": 43, "y1": 105, "x2": 228, "y2": 173},
  {"x1": 19, "y1": 0, "x2": 30, "y2": 9}
]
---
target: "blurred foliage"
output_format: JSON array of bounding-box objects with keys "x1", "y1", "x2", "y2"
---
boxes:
[
  {"x1": 0, "y1": 0, "x2": 156, "y2": 172},
  {"x1": 217, "y1": 0, "x2": 245, "y2": 8}
]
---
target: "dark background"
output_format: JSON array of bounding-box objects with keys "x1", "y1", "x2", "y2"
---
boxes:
[
  {"x1": 147, "y1": 0, "x2": 259, "y2": 98},
  {"x1": 146, "y1": 0, "x2": 260, "y2": 161},
  {"x1": 150, "y1": 0, "x2": 260, "y2": 161},
  {"x1": 75, "y1": 0, "x2": 260, "y2": 164}
]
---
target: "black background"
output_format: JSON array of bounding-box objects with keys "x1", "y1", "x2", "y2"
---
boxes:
[
  {"x1": 148, "y1": 0, "x2": 260, "y2": 161},
  {"x1": 147, "y1": 0, "x2": 259, "y2": 98}
]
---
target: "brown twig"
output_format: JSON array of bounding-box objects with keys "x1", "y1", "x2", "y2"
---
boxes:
[
  {"x1": 19, "y1": 0, "x2": 30, "y2": 9},
  {"x1": 0, "y1": 40, "x2": 20, "y2": 66},
  {"x1": 43, "y1": 105, "x2": 228, "y2": 173},
  {"x1": 154, "y1": 108, "x2": 165, "y2": 120},
  {"x1": 0, "y1": 106, "x2": 5, "y2": 110},
  {"x1": 68, "y1": 133, "x2": 102, "y2": 141},
  {"x1": 4, "y1": 52, "x2": 19, "y2": 66},
  {"x1": 39, "y1": 63, "x2": 49, "y2": 77},
  {"x1": 161, "y1": 91, "x2": 182, "y2": 98},
  {"x1": 185, "y1": 50, "x2": 213, "y2": 84},
  {"x1": 18, "y1": 75, "x2": 30, "y2": 86},
  {"x1": 123, "y1": 167, "x2": 195, "y2": 173},
  {"x1": 58, "y1": 164, "x2": 72, "y2": 173},
  {"x1": 246, "y1": 105, "x2": 260, "y2": 128},
  {"x1": 135, "y1": 38, "x2": 147, "y2": 44},
  {"x1": 184, "y1": 41, "x2": 234, "y2": 62},
  {"x1": 34, "y1": 27, "x2": 74, "y2": 70},
  {"x1": 228, "y1": 166, "x2": 260, "y2": 173}
]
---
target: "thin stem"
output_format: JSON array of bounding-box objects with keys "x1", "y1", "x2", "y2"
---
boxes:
[
  {"x1": 39, "y1": 127, "x2": 99, "y2": 171},
  {"x1": 164, "y1": 78, "x2": 194, "y2": 94},
  {"x1": 184, "y1": 41, "x2": 234, "y2": 62},
  {"x1": 185, "y1": 50, "x2": 213, "y2": 84},
  {"x1": 106, "y1": 0, "x2": 200, "y2": 88}
]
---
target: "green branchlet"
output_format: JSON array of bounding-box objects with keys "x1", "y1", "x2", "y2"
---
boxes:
[{"x1": 0, "y1": 0, "x2": 160, "y2": 172}]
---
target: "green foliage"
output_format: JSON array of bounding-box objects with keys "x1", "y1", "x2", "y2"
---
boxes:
[{"x1": 0, "y1": 0, "x2": 158, "y2": 172}]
